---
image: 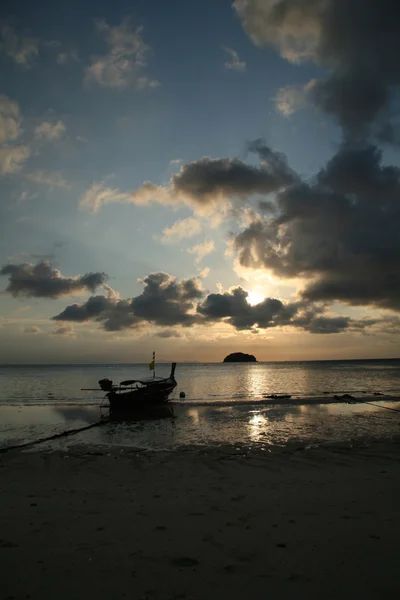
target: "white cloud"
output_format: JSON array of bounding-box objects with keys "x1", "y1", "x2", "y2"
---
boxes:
[
  {"x1": 0, "y1": 145, "x2": 31, "y2": 175},
  {"x1": 0, "y1": 95, "x2": 30, "y2": 175},
  {"x1": 26, "y1": 171, "x2": 70, "y2": 189},
  {"x1": 35, "y1": 120, "x2": 66, "y2": 141},
  {"x1": 222, "y1": 46, "x2": 246, "y2": 72},
  {"x1": 18, "y1": 191, "x2": 38, "y2": 202},
  {"x1": 275, "y1": 79, "x2": 317, "y2": 116},
  {"x1": 56, "y1": 50, "x2": 79, "y2": 65},
  {"x1": 199, "y1": 266, "x2": 211, "y2": 279},
  {"x1": 23, "y1": 326, "x2": 41, "y2": 334},
  {"x1": 79, "y1": 180, "x2": 132, "y2": 212},
  {"x1": 84, "y1": 18, "x2": 160, "y2": 90},
  {"x1": 0, "y1": 24, "x2": 39, "y2": 66},
  {"x1": 0, "y1": 95, "x2": 21, "y2": 143},
  {"x1": 187, "y1": 240, "x2": 215, "y2": 263},
  {"x1": 52, "y1": 323, "x2": 75, "y2": 336},
  {"x1": 160, "y1": 217, "x2": 203, "y2": 243}
]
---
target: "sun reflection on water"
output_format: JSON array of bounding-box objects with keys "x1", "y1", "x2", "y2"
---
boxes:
[{"x1": 248, "y1": 411, "x2": 269, "y2": 443}]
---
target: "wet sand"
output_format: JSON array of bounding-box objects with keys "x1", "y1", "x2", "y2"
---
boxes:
[{"x1": 1, "y1": 440, "x2": 400, "y2": 599}]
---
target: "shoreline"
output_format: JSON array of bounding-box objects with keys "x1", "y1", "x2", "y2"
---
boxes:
[
  {"x1": 2, "y1": 439, "x2": 400, "y2": 599},
  {"x1": 2, "y1": 398, "x2": 400, "y2": 454}
]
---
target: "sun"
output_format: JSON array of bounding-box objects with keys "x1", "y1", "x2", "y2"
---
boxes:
[{"x1": 247, "y1": 290, "x2": 265, "y2": 306}]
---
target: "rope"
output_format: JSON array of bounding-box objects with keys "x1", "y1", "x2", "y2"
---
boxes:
[
  {"x1": 0, "y1": 419, "x2": 108, "y2": 454},
  {"x1": 361, "y1": 401, "x2": 400, "y2": 414}
]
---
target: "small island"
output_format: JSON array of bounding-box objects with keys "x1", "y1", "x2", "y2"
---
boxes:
[{"x1": 223, "y1": 352, "x2": 257, "y2": 363}]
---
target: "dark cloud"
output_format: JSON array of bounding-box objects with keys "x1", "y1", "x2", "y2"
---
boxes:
[
  {"x1": 131, "y1": 272, "x2": 203, "y2": 327},
  {"x1": 170, "y1": 140, "x2": 296, "y2": 204},
  {"x1": 235, "y1": 0, "x2": 400, "y2": 135},
  {"x1": 53, "y1": 268, "x2": 391, "y2": 335},
  {"x1": 53, "y1": 296, "x2": 139, "y2": 332},
  {"x1": 234, "y1": 144, "x2": 400, "y2": 310},
  {"x1": 53, "y1": 272, "x2": 203, "y2": 331},
  {"x1": 155, "y1": 330, "x2": 182, "y2": 338},
  {"x1": 197, "y1": 286, "x2": 300, "y2": 330},
  {"x1": 0, "y1": 261, "x2": 108, "y2": 298},
  {"x1": 198, "y1": 286, "x2": 379, "y2": 333}
]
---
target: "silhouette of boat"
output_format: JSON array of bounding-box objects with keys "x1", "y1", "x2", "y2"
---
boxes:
[{"x1": 96, "y1": 362, "x2": 177, "y2": 412}]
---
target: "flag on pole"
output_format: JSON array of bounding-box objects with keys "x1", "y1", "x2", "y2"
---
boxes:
[{"x1": 149, "y1": 351, "x2": 155, "y2": 371}]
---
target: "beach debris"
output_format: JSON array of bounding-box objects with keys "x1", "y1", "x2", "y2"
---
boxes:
[
  {"x1": 264, "y1": 394, "x2": 292, "y2": 400},
  {"x1": 223, "y1": 564, "x2": 241, "y2": 573},
  {"x1": 333, "y1": 394, "x2": 355, "y2": 401},
  {"x1": 179, "y1": 391, "x2": 186, "y2": 398},
  {"x1": 0, "y1": 538, "x2": 19, "y2": 548},
  {"x1": 170, "y1": 557, "x2": 199, "y2": 567}
]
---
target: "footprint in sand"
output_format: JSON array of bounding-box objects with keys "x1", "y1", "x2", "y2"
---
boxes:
[
  {"x1": 0, "y1": 539, "x2": 18, "y2": 548},
  {"x1": 170, "y1": 557, "x2": 199, "y2": 567}
]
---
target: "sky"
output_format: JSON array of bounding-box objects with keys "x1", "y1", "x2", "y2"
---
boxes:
[{"x1": 1, "y1": 0, "x2": 400, "y2": 363}]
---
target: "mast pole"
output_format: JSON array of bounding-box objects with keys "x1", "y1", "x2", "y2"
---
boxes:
[{"x1": 153, "y1": 351, "x2": 156, "y2": 379}]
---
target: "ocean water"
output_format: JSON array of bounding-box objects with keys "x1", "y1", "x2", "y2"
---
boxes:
[{"x1": 1, "y1": 360, "x2": 400, "y2": 452}]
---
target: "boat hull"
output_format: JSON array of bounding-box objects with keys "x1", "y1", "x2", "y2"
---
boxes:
[{"x1": 107, "y1": 380, "x2": 176, "y2": 412}]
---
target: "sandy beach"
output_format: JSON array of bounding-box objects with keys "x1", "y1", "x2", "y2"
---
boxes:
[{"x1": 1, "y1": 440, "x2": 400, "y2": 600}]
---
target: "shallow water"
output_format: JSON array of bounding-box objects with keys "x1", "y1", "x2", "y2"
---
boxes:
[
  {"x1": 1, "y1": 360, "x2": 400, "y2": 452},
  {"x1": 1, "y1": 401, "x2": 400, "y2": 453},
  {"x1": 1, "y1": 359, "x2": 400, "y2": 405}
]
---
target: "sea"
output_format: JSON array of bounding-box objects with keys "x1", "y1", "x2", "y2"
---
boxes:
[{"x1": 1, "y1": 359, "x2": 400, "y2": 453}]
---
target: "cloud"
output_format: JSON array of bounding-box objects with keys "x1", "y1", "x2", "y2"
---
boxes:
[
  {"x1": 79, "y1": 180, "x2": 132, "y2": 212},
  {"x1": 0, "y1": 24, "x2": 39, "y2": 66},
  {"x1": 198, "y1": 267, "x2": 210, "y2": 279},
  {"x1": 84, "y1": 18, "x2": 159, "y2": 90},
  {"x1": 160, "y1": 217, "x2": 203, "y2": 243},
  {"x1": 234, "y1": 0, "x2": 400, "y2": 135},
  {"x1": 53, "y1": 272, "x2": 204, "y2": 331},
  {"x1": 222, "y1": 46, "x2": 246, "y2": 72},
  {"x1": 23, "y1": 326, "x2": 41, "y2": 334},
  {"x1": 155, "y1": 329, "x2": 181, "y2": 338},
  {"x1": 0, "y1": 95, "x2": 21, "y2": 144},
  {"x1": 52, "y1": 296, "x2": 139, "y2": 331},
  {"x1": 171, "y1": 140, "x2": 296, "y2": 206},
  {"x1": 130, "y1": 273, "x2": 203, "y2": 327},
  {"x1": 52, "y1": 323, "x2": 75, "y2": 336},
  {"x1": 26, "y1": 171, "x2": 70, "y2": 189},
  {"x1": 34, "y1": 120, "x2": 66, "y2": 141},
  {"x1": 275, "y1": 79, "x2": 317, "y2": 116},
  {"x1": 52, "y1": 268, "x2": 387, "y2": 335},
  {"x1": 197, "y1": 286, "x2": 299, "y2": 330},
  {"x1": 8, "y1": 252, "x2": 55, "y2": 261},
  {"x1": 0, "y1": 261, "x2": 108, "y2": 298},
  {"x1": 233, "y1": 143, "x2": 400, "y2": 311},
  {"x1": 80, "y1": 140, "x2": 297, "y2": 214},
  {"x1": 0, "y1": 95, "x2": 30, "y2": 174},
  {"x1": 0, "y1": 145, "x2": 30, "y2": 175},
  {"x1": 56, "y1": 50, "x2": 79, "y2": 65},
  {"x1": 187, "y1": 240, "x2": 215, "y2": 263}
]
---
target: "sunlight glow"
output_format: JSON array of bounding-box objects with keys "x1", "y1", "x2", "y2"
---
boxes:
[{"x1": 247, "y1": 290, "x2": 265, "y2": 306}]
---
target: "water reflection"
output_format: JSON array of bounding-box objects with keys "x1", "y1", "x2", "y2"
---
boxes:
[
  {"x1": 1, "y1": 400, "x2": 400, "y2": 453},
  {"x1": 248, "y1": 411, "x2": 269, "y2": 443},
  {"x1": 108, "y1": 404, "x2": 176, "y2": 422}
]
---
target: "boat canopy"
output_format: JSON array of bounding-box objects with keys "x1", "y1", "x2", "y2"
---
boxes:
[{"x1": 120, "y1": 376, "x2": 169, "y2": 386}]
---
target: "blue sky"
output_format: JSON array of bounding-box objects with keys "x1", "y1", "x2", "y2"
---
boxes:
[{"x1": 1, "y1": 0, "x2": 400, "y2": 363}]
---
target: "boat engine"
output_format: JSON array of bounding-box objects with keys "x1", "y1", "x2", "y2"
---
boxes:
[{"x1": 98, "y1": 378, "x2": 113, "y2": 391}]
